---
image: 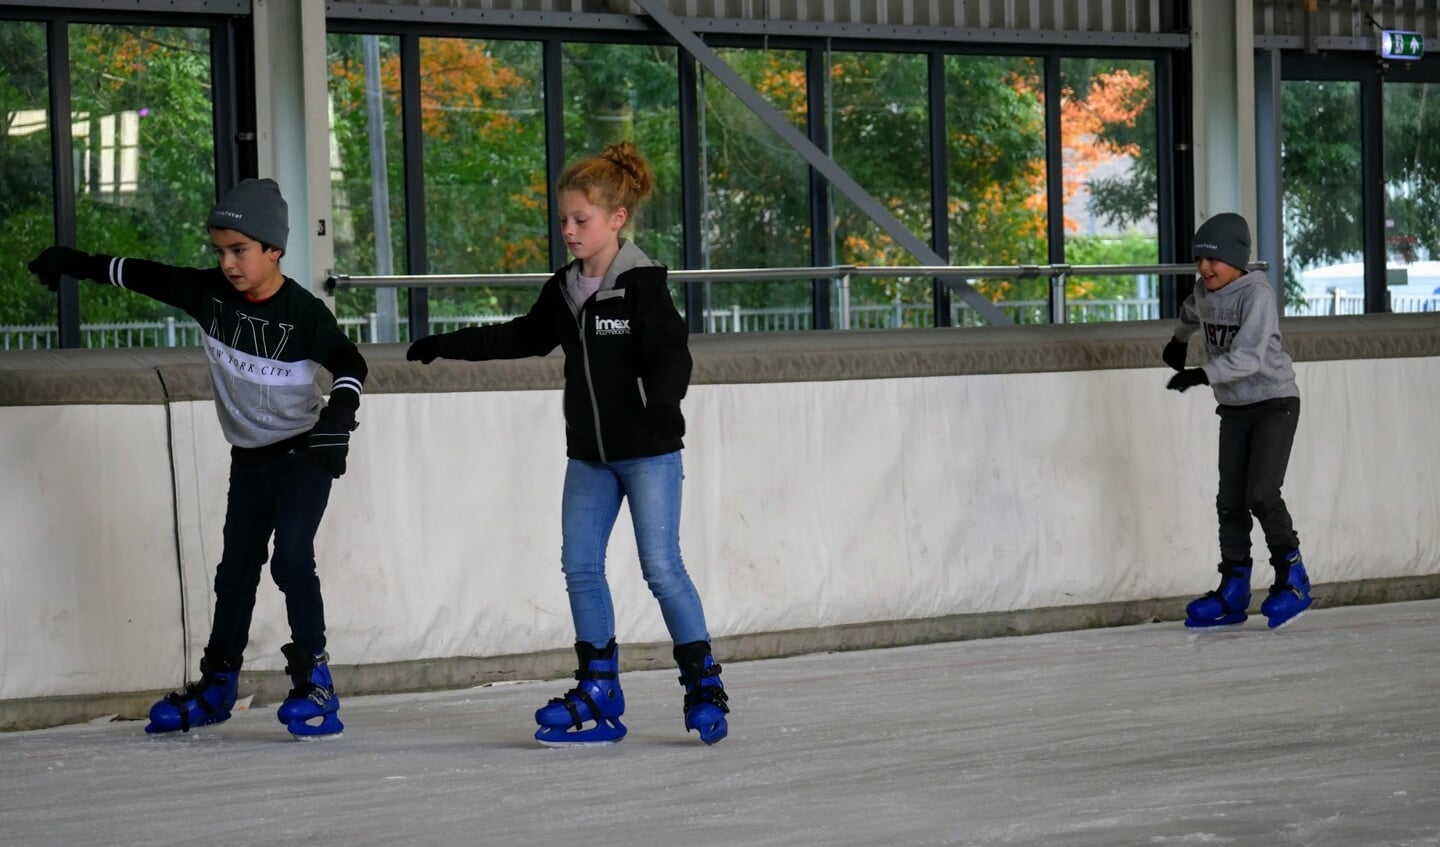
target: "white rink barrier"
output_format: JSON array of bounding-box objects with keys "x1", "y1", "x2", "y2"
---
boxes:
[{"x1": 2, "y1": 316, "x2": 1438, "y2": 728}]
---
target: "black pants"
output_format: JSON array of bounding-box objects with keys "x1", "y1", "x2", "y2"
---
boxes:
[
  {"x1": 207, "y1": 451, "x2": 334, "y2": 661},
  {"x1": 1216, "y1": 396, "x2": 1301, "y2": 565}
]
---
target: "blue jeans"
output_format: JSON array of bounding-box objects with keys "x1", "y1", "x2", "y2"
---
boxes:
[{"x1": 560, "y1": 450, "x2": 710, "y2": 648}]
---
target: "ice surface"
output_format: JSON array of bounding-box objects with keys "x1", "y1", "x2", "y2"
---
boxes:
[{"x1": 3, "y1": 600, "x2": 1439, "y2": 846}]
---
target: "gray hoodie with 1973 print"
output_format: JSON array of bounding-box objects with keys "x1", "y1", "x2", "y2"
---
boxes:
[{"x1": 1172, "y1": 270, "x2": 1299, "y2": 406}]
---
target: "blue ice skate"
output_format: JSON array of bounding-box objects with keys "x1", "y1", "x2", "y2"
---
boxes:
[
  {"x1": 145, "y1": 650, "x2": 241, "y2": 734},
  {"x1": 1184, "y1": 560, "x2": 1252, "y2": 628},
  {"x1": 535, "y1": 640, "x2": 627, "y2": 746},
  {"x1": 675, "y1": 641, "x2": 730, "y2": 745},
  {"x1": 1261, "y1": 551, "x2": 1312, "y2": 629},
  {"x1": 277, "y1": 643, "x2": 344, "y2": 740}
]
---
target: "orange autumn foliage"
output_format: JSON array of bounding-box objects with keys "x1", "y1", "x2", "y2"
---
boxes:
[
  {"x1": 82, "y1": 30, "x2": 165, "y2": 92},
  {"x1": 1056, "y1": 69, "x2": 1150, "y2": 233},
  {"x1": 331, "y1": 38, "x2": 527, "y2": 140}
]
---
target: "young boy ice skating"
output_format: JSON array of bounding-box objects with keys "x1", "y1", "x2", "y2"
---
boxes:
[
  {"x1": 29, "y1": 178, "x2": 366, "y2": 738},
  {"x1": 1164, "y1": 212, "x2": 1312, "y2": 629}
]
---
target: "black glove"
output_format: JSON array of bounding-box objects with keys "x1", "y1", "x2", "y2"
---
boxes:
[
  {"x1": 407, "y1": 335, "x2": 442, "y2": 365},
  {"x1": 646, "y1": 403, "x2": 685, "y2": 439},
  {"x1": 1162, "y1": 338, "x2": 1188, "y2": 371},
  {"x1": 1167, "y1": 368, "x2": 1209, "y2": 393},
  {"x1": 28, "y1": 246, "x2": 95, "y2": 292},
  {"x1": 305, "y1": 405, "x2": 358, "y2": 478}
]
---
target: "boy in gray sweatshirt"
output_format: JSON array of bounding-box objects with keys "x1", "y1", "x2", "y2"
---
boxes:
[{"x1": 1163, "y1": 212, "x2": 1312, "y2": 629}]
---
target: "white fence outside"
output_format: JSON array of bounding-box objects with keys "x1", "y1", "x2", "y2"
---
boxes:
[{"x1": 4, "y1": 293, "x2": 1437, "y2": 349}]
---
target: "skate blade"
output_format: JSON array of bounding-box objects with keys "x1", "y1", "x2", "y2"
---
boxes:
[
  {"x1": 535, "y1": 737, "x2": 622, "y2": 749},
  {"x1": 144, "y1": 714, "x2": 232, "y2": 735},
  {"x1": 1266, "y1": 604, "x2": 1313, "y2": 630},
  {"x1": 287, "y1": 714, "x2": 344, "y2": 741},
  {"x1": 534, "y1": 721, "x2": 627, "y2": 748},
  {"x1": 1184, "y1": 615, "x2": 1248, "y2": 629},
  {"x1": 290, "y1": 730, "x2": 344, "y2": 742}
]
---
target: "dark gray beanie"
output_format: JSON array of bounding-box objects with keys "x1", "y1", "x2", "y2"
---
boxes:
[
  {"x1": 207, "y1": 178, "x2": 289, "y2": 251},
  {"x1": 1192, "y1": 212, "x2": 1250, "y2": 271}
]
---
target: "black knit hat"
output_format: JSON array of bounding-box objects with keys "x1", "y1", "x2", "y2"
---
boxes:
[
  {"x1": 1192, "y1": 212, "x2": 1250, "y2": 272},
  {"x1": 207, "y1": 178, "x2": 289, "y2": 251}
]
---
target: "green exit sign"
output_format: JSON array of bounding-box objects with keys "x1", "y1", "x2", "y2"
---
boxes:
[{"x1": 1379, "y1": 30, "x2": 1424, "y2": 60}]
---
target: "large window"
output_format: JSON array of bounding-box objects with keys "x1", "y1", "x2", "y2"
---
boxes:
[
  {"x1": 329, "y1": 32, "x2": 407, "y2": 342},
  {"x1": 946, "y1": 54, "x2": 1048, "y2": 324},
  {"x1": 7, "y1": 10, "x2": 1185, "y2": 349},
  {"x1": 1281, "y1": 80, "x2": 1363, "y2": 317},
  {"x1": 1, "y1": 15, "x2": 224, "y2": 351},
  {"x1": 698, "y1": 47, "x2": 813, "y2": 332},
  {"x1": 71, "y1": 23, "x2": 215, "y2": 347},
  {"x1": 831, "y1": 50, "x2": 932, "y2": 329},
  {"x1": 1382, "y1": 82, "x2": 1440, "y2": 315},
  {"x1": 561, "y1": 42, "x2": 683, "y2": 294},
  {"x1": 0, "y1": 21, "x2": 54, "y2": 348},
  {"x1": 420, "y1": 37, "x2": 548, "y2": 333},
  {"x1": 1059, "y1": 57, "x2": 1160, "y2": 324}
]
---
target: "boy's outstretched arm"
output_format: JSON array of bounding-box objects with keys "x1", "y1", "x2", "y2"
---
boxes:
[
  {"x1": 28, "y1": 246, "x2": 107, "y2": 292},
  {"x1": 28, "y1": 246, "x2": 212, "y2": 312}
]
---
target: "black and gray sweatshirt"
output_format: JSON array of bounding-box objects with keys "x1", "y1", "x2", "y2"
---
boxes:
[
  {"x1": 428, "y1": 239, "x2": 691, "y2": 463},
  {"x1": 76, "y1": 256, "x2": 367, "y2": 462}
]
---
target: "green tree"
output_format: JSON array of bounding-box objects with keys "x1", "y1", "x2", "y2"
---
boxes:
[
  {"x1": 0, "y1": 21, "x2": 59, "y2": 328},
  {"x1": 0, "y1": 23, "x2": 217, "y2": 336},
  {"x1": 1065, "y1": 58, "x2": 1158, "y2": 233},
  {"x1": 698, "y1": 47, "x2": 813, "y2": 313},
  {"x1": 1279, "y1": 80, "x2": 1363, "y2": 302},
  {"x1": 70, "y1": 25, "x2": 216, "y2": 328},
  {"x1": 1065, "y1": 231, "x2": 1162, "y2": 301}
]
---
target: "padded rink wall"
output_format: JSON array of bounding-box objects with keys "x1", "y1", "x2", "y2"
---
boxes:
[{"x1": 2, "y1": 316, "x2": 1439, "y2": 730}]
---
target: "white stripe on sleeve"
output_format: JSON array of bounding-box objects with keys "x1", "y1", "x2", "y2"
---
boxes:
[
  {"x1": 109, "y1": 257, "x2": 127, "y2": 289},
  {"x1": 331, "y1": 376, "x2": 363, "y2": 396}
]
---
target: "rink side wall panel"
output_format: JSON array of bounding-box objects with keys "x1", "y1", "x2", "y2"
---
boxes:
[{"x1": 2, "y1": 316, "x2": 1438, "y2": 729}]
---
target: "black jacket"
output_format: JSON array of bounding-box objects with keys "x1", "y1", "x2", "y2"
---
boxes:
[{"x1": 431, "y1": 261, "x2": 691, "y2": 463}]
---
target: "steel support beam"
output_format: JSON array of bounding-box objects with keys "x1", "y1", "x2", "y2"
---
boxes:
[
  {"x1": 46, "y1": 18, "x2": 80, "y2": 348},
  {"x1": 1361, "y1": 72, "x2": 1387, "y2": 314},
  {"x1": 627, "y1": 0, "x2": 1011, "y2": 326},
  {"x1": 400, "y1": 32, "x2": 429, "y2": 340},
  {"x1": 926, "y1": 53, "x2": 951, "y2": 328},
  {"x1": 677, "y1": 52, "x2": 706, "y2": 333},
  {"x1": 542, "y1": 37, "x2": 568, "y2": 272},
  {"x1": 252, "y1": 0, "x2": 334, "y2": 301},
  {"x1": 805, "y1": 46, "x2": 832, "y2": 331},
  {"x1": 1254, "y1": 49, "x2": 1285, "y2": 305}
]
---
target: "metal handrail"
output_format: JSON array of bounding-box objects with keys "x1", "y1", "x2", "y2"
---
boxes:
[
  {"x1": 325, "y1": 261, "x2": 1267, "y2": 293},
  {"x1": 326, "y1": 265, "x2": 858, "y2": 292},
  {"x1": 324, "y1": 261, "x2": 1268, "y2": 329}
]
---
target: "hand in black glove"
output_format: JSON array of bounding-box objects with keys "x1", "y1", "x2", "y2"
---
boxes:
[
  {"x1": 1162, "y1": 338, "x2": 1188, "y2": 371},
  {"x1": 305, "y1": 405, "x2": 358, "y2": 478},
  {"x1": 646, "y1": 403, "x2": 685, "y2": 439},
  {"x1": 1167, "y1": 368, "x2": 1209, "y2": 393},
  {"x1": 406, "y1": 335, "x2": 442, "y2": 365},
  {"x1": 28, "y1": 246, "x2": 92, "y2": 292}
]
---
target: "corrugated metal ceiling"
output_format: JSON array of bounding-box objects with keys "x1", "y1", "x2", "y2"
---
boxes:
[{"x1": 330, "y1": 0, "x2": 1178, "y2": 33}]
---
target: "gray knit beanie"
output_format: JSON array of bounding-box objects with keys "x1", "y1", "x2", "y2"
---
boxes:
[
  {"x1": 207, "y1": 178, "x2": 289, "y2": 251},
  {"x1": 1192, "y1": 212, "x2": 1250, "y2": 272}
]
